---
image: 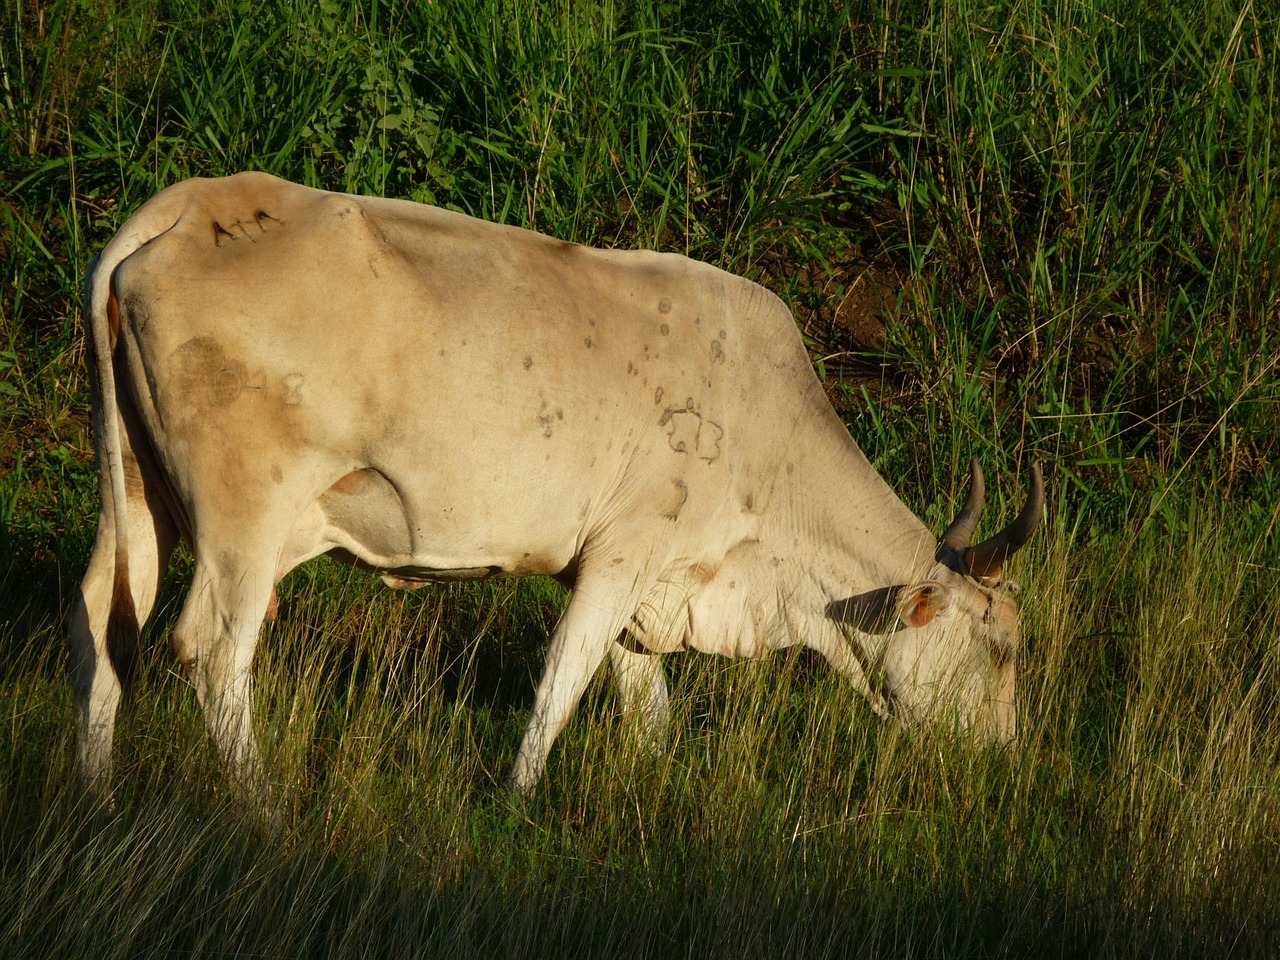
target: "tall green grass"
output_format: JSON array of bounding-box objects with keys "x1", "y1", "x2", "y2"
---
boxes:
[{"x1": 2, "y1": 0, "x2": 1279, "y2": 956}]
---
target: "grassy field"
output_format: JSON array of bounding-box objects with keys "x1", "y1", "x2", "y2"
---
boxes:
[{"x1": 2, "y1": 0, "x2": 1279, "y2": 956}]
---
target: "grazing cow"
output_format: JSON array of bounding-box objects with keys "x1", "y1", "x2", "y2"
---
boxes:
[{"x1": 68, "y1": 172, "x2": 1043, "y2": 795}]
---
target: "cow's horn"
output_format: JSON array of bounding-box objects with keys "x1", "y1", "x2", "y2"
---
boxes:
[
  {"x1": 940, "y1": 460, "x2": 985, "y2": 550},
  {"x1": 964, "y1": 463, "x2": 1045, "y2": 582}
]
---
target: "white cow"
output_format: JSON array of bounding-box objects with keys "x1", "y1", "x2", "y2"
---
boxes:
[{"x1": 68, "y1": 172, "x2": 1043, "y2": 794}]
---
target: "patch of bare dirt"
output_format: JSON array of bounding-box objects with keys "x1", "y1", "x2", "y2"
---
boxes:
[{"x1": 757, "y1": 244, "x2": 911, "y2": 417}]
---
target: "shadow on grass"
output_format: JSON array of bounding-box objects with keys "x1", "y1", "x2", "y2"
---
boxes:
[
  {"x1": 1, "y1": 753, "x2": 1275, "y2": 960},
  {"x1": 0, "y1": 518, "x2": 88, "y2": 679}
]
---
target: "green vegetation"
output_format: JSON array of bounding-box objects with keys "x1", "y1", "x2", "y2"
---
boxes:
[{"x1": 2, "y1": 0, "x2": 1278, "y2": 956}]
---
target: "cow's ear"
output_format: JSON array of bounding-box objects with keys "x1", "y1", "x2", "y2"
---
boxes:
[{"x1": 899, "y1": 582, "x2": 952, "y2": 628}]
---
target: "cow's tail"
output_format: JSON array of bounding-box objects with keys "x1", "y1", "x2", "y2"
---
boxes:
[{"x1": 86, "y1": 198, "x2": 185, "y2": 699}]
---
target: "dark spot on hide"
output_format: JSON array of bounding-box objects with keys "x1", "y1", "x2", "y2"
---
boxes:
[
  {"x1": 663, "y1": 479, "x2": 688, "y2": 521},
  {"x1": 523, "y1": 355, "x2": 534, "y2": 370},
  {"x1": 171, "y1": 336, "x2": 247, "y2": 409},
  {"x1": 537, "y1": 402, "x2": 564, "y2": 438},
  {"x1": 654, "y1": 386, "x2": 664, "y2": 406},
  {"x1": 690, "y1": 563, "x2": 716, "y2": 584},
  {"x1": 658, "y1": 298, "x2": 672, "y2": 314},
  {"x1": 212, "y1": 221, "x2": 237, "y2": 246},
  {"x1": 214, "y1": 211, "x2": 281, "y2": 246},
  {"x1": 710, "y1": 340, "x2": 726, "y2": 364},
  {"x1": 658, "y1": 401, "x2": 724, "y2": 463},
  {"x1": 584, "y1": 337, "x2": 593, "y2": 348},
  {"x1": 743, "y1": 492, "x2": 754, "y2": 511},
  {"x1": 271, "y1": 464, "x2": 283, "y2": 484},
  {"x1": 282, "y1": 373, "x2": 304, "y2": 407},
  {"x1": 660, "y1": 323, "x2": 670, "y2": 336}
]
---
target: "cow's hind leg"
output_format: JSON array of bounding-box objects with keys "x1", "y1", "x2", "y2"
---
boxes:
[
  {"x1": 67, "y1": 451, "x2": 178, "y2": 793},
  {"x1": 170, "y1": 546, "x2": 278, "y2": 790}
]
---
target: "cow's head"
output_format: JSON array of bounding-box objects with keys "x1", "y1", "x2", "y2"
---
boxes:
[{"x1": 879, "y1": 461, "x2": 1044, "y2": 743}]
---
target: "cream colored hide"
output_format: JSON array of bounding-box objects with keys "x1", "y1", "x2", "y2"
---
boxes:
[{"x1": 68, "y1": 172, "x2": 1043, "y2": 795}]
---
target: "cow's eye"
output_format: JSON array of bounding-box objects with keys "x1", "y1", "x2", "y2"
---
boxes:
[{"x1": 986, "y1": 637, "x2": 1013, "y2": 670}]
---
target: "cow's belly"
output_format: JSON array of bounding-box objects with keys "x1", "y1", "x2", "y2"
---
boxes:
[{"x1": 276, "y1": 466, "x2": 580, "y2": 585}]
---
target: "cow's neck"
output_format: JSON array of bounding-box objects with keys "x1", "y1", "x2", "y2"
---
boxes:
[{"x1": 773, "y1": 415, "x2": 938, "y2": 605}]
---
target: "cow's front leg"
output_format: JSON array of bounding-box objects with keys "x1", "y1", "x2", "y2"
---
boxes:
[
  {"x1": 608, "y1": 640, "x2": 669, "y2": 746},
  {"x1": 508, "y1": 567, "x2": 651, "y2": 794}
]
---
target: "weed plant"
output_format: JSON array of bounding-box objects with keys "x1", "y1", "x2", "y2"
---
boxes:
[{"x1": 2, "y1": 0, "x2": 1278, "y2": 956}]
